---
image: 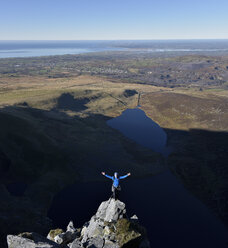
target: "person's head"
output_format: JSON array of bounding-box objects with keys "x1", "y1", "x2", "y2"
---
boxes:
[{"x1": 114, "y1": 172, "x2": 118, "y2": 178}]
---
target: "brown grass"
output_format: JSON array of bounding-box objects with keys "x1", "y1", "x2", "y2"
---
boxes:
[{"x1": 141, "y1": 91, "x2": 228, "y2": 131}]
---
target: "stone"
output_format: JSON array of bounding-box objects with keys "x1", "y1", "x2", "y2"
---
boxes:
[
  {"x1": 115, "y1": 218, "x2": 142, "y2": 247},
  {"x1": 6, "y1": 199, "x2": 151, "y2": 248},
  {"x1": 81, "y1": 217, "x2": 103, "y2": 243},
  {"x1": 47, "y1": 228, "x2": 64, "y2": 241},
  {"x1": 103, "y1": 240, "x2": 119, "y2": 248},
  {"x1": 67, "y1": 221, "x2": 76, "y2": 232},
  {"x1": 7, "y1": 232, "x2": 60, "y2": 248},
  {"x1": 69, "y1": 238, "x2": 83, "y2": 248},
  {"x1": 130, "y1": 214, "x2": 139, "y2": 223},
  {"x1": 80, "y1": 225, "x2": 87, "y2": 237},
  {"x1": 80, "y1": 198, "x2": 150, "y2": 247},
  {"x1": 86, "y1": 236, "x2": 104, "y2": 248},
  {"x1": 95, "y1": 199, "x2": 126, "y2": 222},
  {"x1": 130, "y1": 215, "x2": 138, "y2": 220},
  {"x1": 54, "y1": 221, "x2": 79, "y2": 245},
  {"x1": 103, "y1": 226, "x2": 111, "y2": 236},
  {"x1": 55, "y1": 231, "x2": 78, "y2": 245}
]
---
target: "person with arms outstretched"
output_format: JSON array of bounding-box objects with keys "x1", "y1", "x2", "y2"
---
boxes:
[{"x1": 101, "y1": 171, "x2": 131, "y2": 200}]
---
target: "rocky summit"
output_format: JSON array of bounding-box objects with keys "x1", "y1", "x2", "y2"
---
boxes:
[{"x1": 7, "y1": 198, "x2": 150, "y2": 248}]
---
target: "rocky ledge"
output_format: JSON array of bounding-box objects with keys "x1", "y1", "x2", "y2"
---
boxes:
[{"x1": 7, "y1": 198, "x2": 150, "y2": 248}]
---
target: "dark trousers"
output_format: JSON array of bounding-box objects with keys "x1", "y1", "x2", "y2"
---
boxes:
[{"x1": 112, "y1": 185, "x2": 121, "y2": 199}]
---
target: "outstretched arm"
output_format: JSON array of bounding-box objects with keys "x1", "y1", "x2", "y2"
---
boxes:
[
  {"x1": 119, "y1": 173, "x2": 131, "y2": 179},
  {"x1": 101, "y1": 172, "x2": 113, "y2": 180}
]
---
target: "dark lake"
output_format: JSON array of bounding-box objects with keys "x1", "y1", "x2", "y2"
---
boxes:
[
  {"x1": 107, "y1": 108, "x2": 172, "y2": 156},
  {"x1": 48, "y1": 108, "x2": 228, "y2": 248}
]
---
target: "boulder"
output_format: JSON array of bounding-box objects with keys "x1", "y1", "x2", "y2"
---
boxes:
[
  {"x1": 54, "y1": 231, "x2": 78, "y2": 245},
  {"x1": 7, "y1": 232, "x2": 60, "y2": 248},
  {"x1": 130, "y1": 215, "x2": 139, "y2": 223},
  {"x1": 67, "y1": 221, "x2": 76, "y2": 232},
  {"x1": 131, "y1": 215, "x2": 139, "y2": 221},
  {"x1": 69, "y1": 238, "x2": 83, "y2": 248},
  {"x1": 6, "y1": 199, "x2": 150, "y2": 248},
  {"x1": 47, "y1": 228, "x2": 64, "y2": 241},
  {"x1": 80, "y1": 198, "x2": 150, "y2": 248},
  {"x1": 86, "y1": 236, "x2": 104, "y2": 248},
  {"x1": 54, "y1": 221, "x2": 79, "y2": 245},
  {"x1": 81, "y1": 217, "x2": 104, "y2": 243},
  {"x1": 103, "y1": 240, "x2": 119, "y2": 248},
  {"x1": 114, "y1": 218, "x2": 142, "y2": 247},
  {"x1": 82, "y1": 199, "x2": 124, "y2": 243},
  {"x1": 95, "y1": 199, "x2": 126, "y2": 222}
]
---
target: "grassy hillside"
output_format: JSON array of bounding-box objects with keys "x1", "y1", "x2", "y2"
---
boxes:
[
  {"x1": 0, "y1": 53, "x2": 228, "y2": 246},
  {"x1": 140, "y1": 90, "x2": 228, "y2": 227}
]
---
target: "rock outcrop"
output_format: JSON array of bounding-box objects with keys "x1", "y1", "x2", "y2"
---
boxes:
[
  {"x1": 7, "y1": 232, "x2": 60, "y2": 248},
  {"x1": 7, "y1": 199, "x2": 150, "y2": 248}
]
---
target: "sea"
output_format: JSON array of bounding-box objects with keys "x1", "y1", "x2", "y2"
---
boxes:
[{"x1": 1, "y1": 40, "x2": 228, "y2": 58}]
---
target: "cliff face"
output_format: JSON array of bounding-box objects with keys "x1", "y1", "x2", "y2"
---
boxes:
[
  {"x1": 7, "y1": 198, "x2": 150, "y2": 248},
  {"x1": 0, "y1": 102, "x2": 162, "y2": 248}
]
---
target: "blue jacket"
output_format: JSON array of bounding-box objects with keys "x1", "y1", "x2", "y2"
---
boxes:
[{"x1": 104, "y1": 174, "x2": 129, "y2": 188}]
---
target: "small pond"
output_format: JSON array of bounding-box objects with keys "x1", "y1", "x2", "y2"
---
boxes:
[{"x1": 107, "y1": 108, "x2": 172, "y2": 156}]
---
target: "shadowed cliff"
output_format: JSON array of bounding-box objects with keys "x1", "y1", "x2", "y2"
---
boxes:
[
  {"x1": 7, "y1": 198, "x2": 150, "y2": 248},
  {"x1": 0, "y1": 92, "x2": 228, "y2": 247},
  {"x1": 0, "y1": 97, "x2": 163, "y2": 248}
]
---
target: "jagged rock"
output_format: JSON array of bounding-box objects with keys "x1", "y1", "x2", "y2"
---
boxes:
[
  {"x1": 54, "y1": 221, "x2": 79, "y2": 245},
  {"x1": 7, "y1": 232, "x2": 60, "y2": 248},
  {"x1": 47, "y1": 228, "x2": 64, "y2": 241},
  {"x1": 131, "y1": 215, "x2": 139, "y2": 220},
  {"x1": 103, "y1": 240, "x2": 119, "y2": 248},
  {"x1": 80, "y1": 198, "x2": 150, "y2": 248},
  {"x1": 69, "y1": 238, "x2": 83, "y2": 248},
  {"x1": 67, "y1": 221, "x2": 76, "y2": 232},
  {"x1": 103, "y1": 226, "x2": 111, "y2": 237},
  {"x1": 95, "y1": 199, "x2": 126, "y2": 222},
  {"x1": 130, "y1": 215, "x2": 139, "y2": 224},
  {"x1": 86, "y1": 236, "x2": 104, "y2": 248},
  {"x1": 6, "y1": 199, "x2": 150, "y2": 248},
  {"x1": 81, "y1": 216, "x2": 104, "y2": 243},
  {"x1": 115, "y1": 218, "x2": 142, "y2": 247},
  {"x1": 54, "y1": 231, "x2": 76, "y2": 245}
]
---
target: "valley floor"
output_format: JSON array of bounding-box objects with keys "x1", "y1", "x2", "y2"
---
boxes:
[{"x1": 0, "y1": 53, "x2": 228, "y2": 247}]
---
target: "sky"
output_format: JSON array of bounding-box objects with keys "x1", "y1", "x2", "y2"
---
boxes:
[{"x1": 0, "y1": 0, "x2": 228, "y2": 40}]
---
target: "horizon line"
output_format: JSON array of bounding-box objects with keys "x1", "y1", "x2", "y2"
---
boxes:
[{"x1": 1, "y1": 38, "x2": 228, "y2": 42}]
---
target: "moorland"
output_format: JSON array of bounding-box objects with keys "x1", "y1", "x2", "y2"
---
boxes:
[{"x1": 0, "y1": 51, "x2": 228, "y2": 247}]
